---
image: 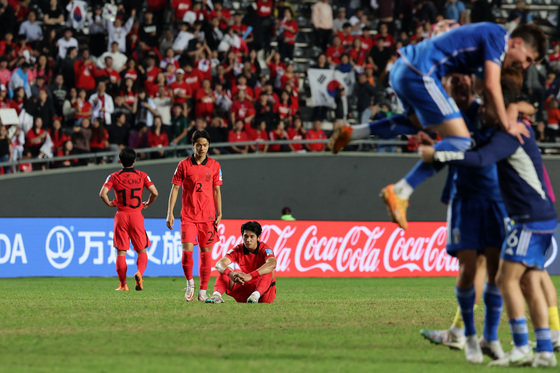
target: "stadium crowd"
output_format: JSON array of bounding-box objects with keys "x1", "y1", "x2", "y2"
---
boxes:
[{"x1": 0, "y1": 0, "x2": 559, "y2": 174}]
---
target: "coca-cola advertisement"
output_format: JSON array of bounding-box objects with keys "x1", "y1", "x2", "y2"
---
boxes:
[{"x1": 213, "y1": 220, "x2": 459, "y2": 277}]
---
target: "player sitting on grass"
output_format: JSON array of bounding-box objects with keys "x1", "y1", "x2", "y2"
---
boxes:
[
  {"x1": 99, "y1": 147, "x2": 159, "y2": 292},
  {"x1": 419, "y1": 69, "x2": 558, "y2": 368},
  {"x1": 330, "y1": 23, "x2": 545, "y2": 231},
  {"x1": 206, "y1": 221, "x2": 277, "y2": 304}
]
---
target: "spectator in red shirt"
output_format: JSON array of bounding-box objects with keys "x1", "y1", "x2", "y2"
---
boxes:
[
  {"x1": 326, "y1": 35, "x2": 345, "y2": 66},
  {"x1": 287, "y1": 116, "x2": 306, "y2": 152},
  {"x1": 277, "y1": 8, "x2": 298, "y2": 60},
  {"x1": 90, "y1": 117, "x2": 109, "y2": 163},
  {"x1": 148, "y1": 116, "x2": 169, "y2": 158},
  {"x1": 277, "y1": 90, "x2": 295, "y2": 126},
  {"x1": 337, "y1": 23, "x2": 355, "y2": 50},
  {"x1": 171, "y1": 0, "x2": 192, "y2": 23},
  {"x1": 232, "y1": 75, "x2": 254, "y2": 101},
  {"x1": 280, "y1": 63, "x2": 299, "y2": 93},
  {"x1": 372, "y1": 23, "x2": 395, "y2": 50},
  {"x1": 75, "y1": 54, "x2": 97, "y2": 93},
  {"x1": 232, "y1": 13, "x2": 252, "y2": 45},
  {"x1": 194, "y1": 78, "x2": 215, "y2": 120},
  {"x1": 266, "y1": 49, "x2": 286, "y2": 88},
  {"x1": 49, "y1": 117, "x2": 68, "y2": 157},
  {"x1": 97, "y1": 56, "x2": 121, "y2": 97},
  {"x1": 268, "y1": 120, "x2": 289, "y2": 152},
  {"x1": 144, "y1": 55, "x2": 162, "y2": 96},
  {"x1": 549, "y1": 43, "x2": 560, "y2": 70},
  {"x1": 251, "y1": 120, "x2": 269, "y2": 153},
  {"x1": 228, "y1": 118, "x2": 249, "y2": 154},
  {"x1": 359, "y1": 27, "x2": 374, "y2": 53},
  {"x1": 349, "y1": 38, "x2": 368, "y2": 68},
  {"x1": 230, "y1": 89, "x2": 255, "y2": 127},
  {"x1": 25, "y1": 116, "x2": 47, "y2": 157},
  {"x1": 73, "y1": 88, "x2": 92, "y2": 126},
  {"x1": 206, "y1": 0, "x2": 231, "y2": 31},
  {"x1": 305, "y1": 120, "x2": 327, "y2": 152},
  {"x1": 169, "y1": 68, "x2": 191, "y2": 115},
  {"x1": 121, "y1": 58, "x2": 140, "y2": 85}
]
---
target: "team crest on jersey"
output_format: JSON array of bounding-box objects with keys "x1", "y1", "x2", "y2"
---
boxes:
[
  {"x1": 206, "y1": 172, "x2": 211, "y2": 182},
  {"x1": 265, "y1": 248, "x2": 273, "y2": 255}
]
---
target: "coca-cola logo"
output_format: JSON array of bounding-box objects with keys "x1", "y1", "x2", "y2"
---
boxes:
[{"x1": 212, "y1": 221, "x2": 459, "y2": 277}]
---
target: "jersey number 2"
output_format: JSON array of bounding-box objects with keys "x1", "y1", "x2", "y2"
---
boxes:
[{"x1": 117, "y1": 188, "x2": 142, "y2": 208}]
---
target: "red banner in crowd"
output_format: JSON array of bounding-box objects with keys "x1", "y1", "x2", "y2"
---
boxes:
[{"x1": 212, "y1": 220, "x2": 458, "y2": 277}]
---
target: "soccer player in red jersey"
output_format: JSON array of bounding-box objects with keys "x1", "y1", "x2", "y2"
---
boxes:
[
  {"x1": 166, "y1": 130, "x2": 223, "y2": 302},
  {"x1": 206, "y1": 221, "x2": 277, "y2": 304},
  {"x1": 99, "y1": 148, "x2": 159, "y2": 292}
]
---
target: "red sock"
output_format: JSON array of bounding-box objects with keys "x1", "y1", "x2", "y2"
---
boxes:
[
  {"x1": 181, "y1": 251, "x2": 193, "y2": 280},
  {"x1": 116, "y1": 256, "x2": 127, "y2": 286},
  {"x1": 137, "y1": 251, "x2": 148, "y2": 275},
  {"x1": 199, "y1": 251, "x2": 212, "y2": 290},
  {"x1": 213, "y1": 273, "x2": 229, "y2": 294}
]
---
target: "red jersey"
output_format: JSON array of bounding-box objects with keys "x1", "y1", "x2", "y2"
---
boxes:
[
  {"x1": 147, "y1": 130, "x2": 169, "y2": 147},
  {"x1": 228, "y1": 130, "x2": 250, "y2": 143},
  {"x1": 326, "y1": 46, "x2": 345, "y2": 65},
  {"x1": 279, "y1": 19, "x2": 298, "y2": 44},
  {"x1": 103, "y1": 168, "x2": 154, "y2": 213},
  {"x1": 172, "y1": 156, "x2": 223, "y2": 223},
  {"x1": 231, "y1": 99, "x2": 255, "y2": 121},
  {"x1": 257, "y1": 0, "x2": 274, "y2": 17},
  {"x1": 359, "y1": 35, "x2": 374, "y2": 52},
  {"x1": 171, "y1": 0, "x2": 192, "y2": 19},
  {"x1": 287, "y1": 127, "x2": 304, "y2": 151},
  {"x1": 226, "y1": 241, "x2": 275, "y2": 274},
  {"x1": 90, "y1": 129, "x2": 109, "y2": 150},
  {"x1": 184, "y1": 69, "x2": 203, "y2": 94},
  {"x1": 194, "y1": 89, "x2": 215, "y2": 118},
  {"x1": 337, "y1": 31, "x2": 355, "y2": 49},
  {"x1": 170, "y1": 81, "x2": 191, "y2": 104},
  {"x1": 252, "y1": 128, "x2": 268, "y2": 151},
  {"x1": 98, "y1": 68, "x2": 121, "y2": 86},
  {"x1": 74, "y1": 100, "x2": 92, "y2": 119},
  {"x1": 306, "y1": 129, "x2": 326, "y2": 151}
]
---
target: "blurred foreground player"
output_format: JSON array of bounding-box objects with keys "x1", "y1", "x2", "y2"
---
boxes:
[
  {"x1": 206, "y1": 221, "x2": 277, "y2": 304},
  {"x1": 99, "y1": 147, "x2": 159, "y2": 291},
  {"x1": 166, "y1": 130, "x2": 223, "y2": 302}
]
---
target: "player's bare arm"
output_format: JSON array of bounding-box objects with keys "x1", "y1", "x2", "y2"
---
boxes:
[
  {"x1": 484, "y1": 61, "x2": 529, "y2": 143},
  {"x1": 214, "y1": 185, "x2": 222, "y2": 228},
  {"x1": 166, "y1": 184, "x2": 180, "y2": 229},
  {"x1": 215, "y1": 256, "x2": 245, "y2": 284},
  {"x1": 143, "y1": 184, "x2": 159, "y2": 210},
  {"x1": 418, "y1": 145, "x2": 435, "y2": 163},
  {"x1": 99, "y1": 186, "x2": 116, "y2": 207}
]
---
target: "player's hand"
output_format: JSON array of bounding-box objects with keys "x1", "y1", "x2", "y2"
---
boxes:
[
  {"x1": 166, "y1": 215, "x2": 174, "y2": 230},
  {"x1": 418, "y1": 145, "x2": 435, "y2": 163},
  {"x1": 416, "y1": 131, "x2": 434, "y2": 146},
  {"x1": 236, "y1": 272, "x2": 252, "y2": 283},
  {"x1": 230, "y1": 271, "x2": 245, "y2": 285},
  {"x1": 215, "y1": 216, "x2": 222, "y2": 230},
  {"x1": 110, "y1": 199, "x2": 117, "y2": 207},
  {"x1": 142, "y1": 201, "x2": 149, "y2": 210},
  {"x1": 507, "y1": 120, "x2": 529, "y2": 144}
]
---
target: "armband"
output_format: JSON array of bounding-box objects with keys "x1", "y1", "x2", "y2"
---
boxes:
[{"x1": 249, "y1": 270, "x2": 260, "y2": 279}]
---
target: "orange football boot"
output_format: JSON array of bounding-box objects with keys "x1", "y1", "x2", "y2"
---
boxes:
[
  {"x1": 330, "y1": 125, "x2": 353, "y2": 154},
  {"x1": 380, "y1": 184, "x2": 409, "y2": 230},
  {"x1": 134, "y1": 272, "x2": 143, "y2": 291}
]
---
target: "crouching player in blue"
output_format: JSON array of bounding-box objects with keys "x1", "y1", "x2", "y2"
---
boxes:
[
  {"x1": 419, "y1": 73, "x2": 507, "y2": 364},
  {"x1": 419, "y1": 69, "x2": 557, "y2": 367}
]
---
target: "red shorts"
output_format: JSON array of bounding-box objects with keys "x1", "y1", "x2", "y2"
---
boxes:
[
  {"x1": 227, "y1": 279, "x2": 277, "y2": 303},
  {"x1": 113, "y1": 211, "x2": 150, "y2": 251},
  {"x1": 181, "y1": 221, "x2": 218, "y2": 247}
]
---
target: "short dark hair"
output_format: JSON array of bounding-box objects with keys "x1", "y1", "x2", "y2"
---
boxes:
[
  {"x1": 191, "y1": 129, "x2": 211, "y2": 144},
  {"x1": 511, "y1": 24, "x2": 547, "y2": 61},
  {"x1": 282, "y1": 207, "x2": 291, "y2": 215},
  {"x1": 119, "y1": 147, "x2": 136, "y2": 167},
  {"x1": 241, "y1": 221, "x2": 262, "y2": 237}
]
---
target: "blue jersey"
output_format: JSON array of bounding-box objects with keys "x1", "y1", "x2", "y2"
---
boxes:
[
  {"x1": 434, "y1": 125, "x2": 557, "y2": 223},
  {"x1": 449, "y1": 100, "x2": 502, "y2": 201},
  {"x1": 398, "y1": 23, "x2": 508, "y2": 77}
]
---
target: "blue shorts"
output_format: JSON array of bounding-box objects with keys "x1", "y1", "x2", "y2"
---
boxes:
[
  {"x1": 446, "y1": 198, "x2": 508, "y2": 256},
  {"x1": 389, "y1": 58, "x2": 462, "y2": 127},
  {"x1": 501, "y1": 220, "x2": 557, "y2": 270}
]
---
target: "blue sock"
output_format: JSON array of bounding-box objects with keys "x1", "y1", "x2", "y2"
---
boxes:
[
  {"x1": 535, "y1": 328, "x2": 554, "y2": 352},
  {"x1": 483, "y1": 283, "x2": 503, "y2": 342},
  {"x1": 404, "y1": 136, "x2": 471, "y2": 188},
  {"x1": 456, "y1": 286, "x2": 476, "y2": 337},
  {"x1": 509, "y1": 317, "x2": 529, "y2": 348},
  {"x1": 368, "y1": 115, "x2": 418, "y2": 138}
]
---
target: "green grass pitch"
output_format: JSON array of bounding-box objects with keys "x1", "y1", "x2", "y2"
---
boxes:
[{"x1": 1, "y1": 276, "x2": 559, "y2": 372}]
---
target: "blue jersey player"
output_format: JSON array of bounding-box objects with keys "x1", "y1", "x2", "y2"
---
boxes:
[
  {"x1": 419, "y1": 70, "x2": 558, "y2": 368},
  {"x1": 418, "y1": 73, "x2": 507, "y2": 364},
  {"x1": 330, "y1": 23, "x2": 546, "y2": 230}
]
